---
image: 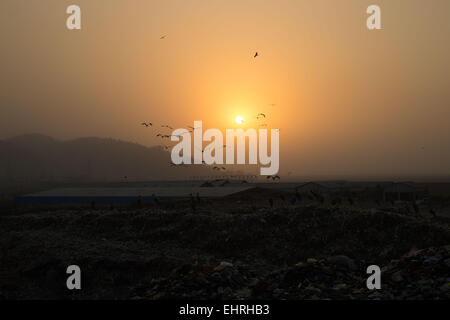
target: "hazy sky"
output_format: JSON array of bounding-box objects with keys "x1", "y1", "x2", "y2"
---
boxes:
[{"x1": 1, "y1": 0, "x2": 450, "y2": 177}]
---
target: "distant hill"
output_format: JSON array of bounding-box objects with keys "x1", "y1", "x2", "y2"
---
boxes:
[{"x1": 0, "y1": 134, "x2": 220, "y2": 183}]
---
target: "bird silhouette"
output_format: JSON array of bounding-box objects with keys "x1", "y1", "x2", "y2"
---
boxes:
[
  {"x1": 256, "y1": 113, "x2": 266, "y2": 119},
  {"x1": 254, "y1": 52, "x2": 259, "y2": 58},
  {"x1": 141, "y1": 122, "x2": 152, "y2": 127},
  {"x1": 160, "y1": 35, "x2": 166, "y2": 39}
]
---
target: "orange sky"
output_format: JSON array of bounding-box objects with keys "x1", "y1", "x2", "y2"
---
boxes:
[{"x1": 1, "y1": 0, "x2": 450, "y2": 177}]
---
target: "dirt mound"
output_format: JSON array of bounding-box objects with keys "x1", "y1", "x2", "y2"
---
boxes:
[
  {"x1": 138, "y1": 245, "x2": 450, "y2": 300},
  {"x1": 0, "y1": 203, "x2": 449, "y2": 299}
]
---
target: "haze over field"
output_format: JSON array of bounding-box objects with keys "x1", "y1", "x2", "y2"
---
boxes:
[
  {"x1": 1, "y1": 0, "x2": 450, "y2": 178},
  {"x1": 2, "y1": 2, "x2": 450, "y2": 303}
]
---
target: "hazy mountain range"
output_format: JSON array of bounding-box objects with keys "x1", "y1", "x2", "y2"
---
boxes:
[{"x1": 0, "y1": 134, "x2": 226, "y2": 183}]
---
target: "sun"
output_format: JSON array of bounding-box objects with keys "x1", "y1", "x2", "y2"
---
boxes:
[{"x1": 235, "y1": 116, "x2": 244, "y2": 124}]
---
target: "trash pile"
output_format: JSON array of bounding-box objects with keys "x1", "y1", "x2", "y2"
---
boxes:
[
  {"x1": 140, "y1": 245, "x2": 450, "y2": 300},
  {"x1": 1, "y1": 202, "x2": 449, "y2": 299}
]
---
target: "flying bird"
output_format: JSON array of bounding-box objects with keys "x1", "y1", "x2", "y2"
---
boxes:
[
  {"x1": 161, "y1": 125, "x2": 173, "y2": 129},
  {"x1": 141, "y1": 122, "x2": 152, "y2": 127},
  {"x1": 254, "y1": 52, "x2": 259, "y2": 58},
  {"x1": 160, "y1": 35, "x2": 166, "y2": 39}
]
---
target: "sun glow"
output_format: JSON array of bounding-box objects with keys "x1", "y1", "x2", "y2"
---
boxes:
[{"x1": 235, "y1": 116, "x2": 244, "y2": 124}]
